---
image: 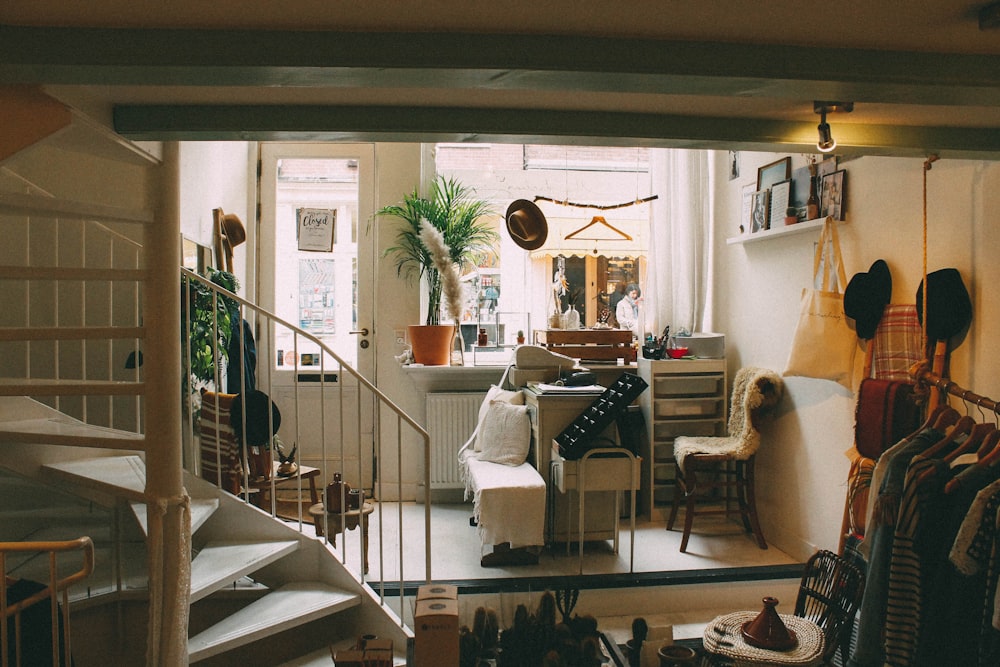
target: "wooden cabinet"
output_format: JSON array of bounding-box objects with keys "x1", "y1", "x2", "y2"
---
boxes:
[{"x1": 637, "y1": 358, "x2": 727, "y2": 520}]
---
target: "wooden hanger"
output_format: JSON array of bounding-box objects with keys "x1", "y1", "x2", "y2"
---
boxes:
[
  {"x1": 564, "y1": 216, "x2": 632, "y2": 241},
  {"x1": 943, "y1": 422, "x2": 995, "y2": 464},
  {"x1": 908, "y1": 403, "x2": 957, "y2": 441},
  {"x1": 917, "y1": 413, "x2": 974, "y2": 461},
  {"x1": 977, "y1": 429, "x2": 1000, "y2": 460},
  {"x1": 944, "y1": 429, "x2": 1000, "y2": 494}
]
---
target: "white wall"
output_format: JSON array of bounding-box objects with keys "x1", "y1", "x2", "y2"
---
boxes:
[
  {"x1": 178, "y1": 141, "x2": 254, "y2": 297},
  {"x1": 712, "y1": 152, "x2": 1000, "y2": 559}
]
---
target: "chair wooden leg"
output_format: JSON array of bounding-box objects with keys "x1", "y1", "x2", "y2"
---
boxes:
[
  {"x1": 680, "y1": 466, "x2": 697, "y2": 553},
  {"x1": 741, "y1": 458, "x2": 767, "y2": 549},
  {"x1": 667, "y1": 462, "x2": 683, "y2": 531}
]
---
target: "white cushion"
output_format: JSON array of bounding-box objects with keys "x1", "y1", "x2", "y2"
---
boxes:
[
  {"x1": 473, "y1": 385, "x2": 525, "y2": 451},
  {"x1": 475, "y1": 401, "x2": 531, "y2": 466}
]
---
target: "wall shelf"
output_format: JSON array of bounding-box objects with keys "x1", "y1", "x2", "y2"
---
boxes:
[{"x1": 726, "y1": 216, "x2": 834, "y2": 246}]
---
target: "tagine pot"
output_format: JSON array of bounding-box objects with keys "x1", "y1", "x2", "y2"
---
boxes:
[{"x1": 741, "y1": 597, "x2": 797, "y2": 650}]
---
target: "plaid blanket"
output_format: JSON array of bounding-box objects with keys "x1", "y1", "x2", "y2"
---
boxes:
[{"x1": 871, "y1": 304, "x2": 922, "y2": 381}]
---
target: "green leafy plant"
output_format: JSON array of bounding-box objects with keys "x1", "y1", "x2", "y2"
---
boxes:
[
  {"x1": 377, "y1": 176, "x2": 498, "y2": 325},
  {"x1": 184, "y1": 269, "x2": 240, "y2": 394}
]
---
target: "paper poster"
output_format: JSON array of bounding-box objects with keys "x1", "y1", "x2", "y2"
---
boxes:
[{"x1": 297, "y1": 207, "x2": 336, "y2": 252}]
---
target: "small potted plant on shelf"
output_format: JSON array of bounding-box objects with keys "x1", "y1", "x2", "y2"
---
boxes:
[
  {"x1": 377, "y1": 176, "x2": 497, "y2": 365},
  {"x1": 785, "y1": 206, "x2": 799, "y2": 226}
]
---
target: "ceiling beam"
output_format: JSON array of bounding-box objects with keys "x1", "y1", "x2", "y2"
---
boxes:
[
  {"x1": 112, "y1": 105, "x2": 1000, "y2": 159},
  {"x1": 3, "y1": 25, "x2": 1000, "y2": 106}
]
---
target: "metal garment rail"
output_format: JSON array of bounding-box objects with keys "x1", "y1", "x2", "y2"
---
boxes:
[{"x1": 911, "y1": 362, "x2": 1000, "y2": 416}]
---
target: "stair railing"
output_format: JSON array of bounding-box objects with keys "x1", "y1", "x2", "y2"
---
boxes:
[
  {"x1": 182, "y1": 269, "x2": 432, "y2": 610},
  {"x1": 1, "y1": 536, "x2": 95, "y2": 667}
]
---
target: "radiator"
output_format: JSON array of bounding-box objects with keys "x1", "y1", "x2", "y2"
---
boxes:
[{"x1": 425, "y1": 392, "x2": 485, "y2": 489}]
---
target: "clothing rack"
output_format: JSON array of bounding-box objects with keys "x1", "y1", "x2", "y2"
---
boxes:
[{"x1": 911, "y1": 363, "x2": 1000, "y2": 418}]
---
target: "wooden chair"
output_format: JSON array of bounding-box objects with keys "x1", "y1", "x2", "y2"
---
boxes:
[
  {"x1": 668, "y1": 367, "x2": 783, "y2": 552},
  {"x1": 794, "y1": 549, "x2": 865, "y2": 666}
]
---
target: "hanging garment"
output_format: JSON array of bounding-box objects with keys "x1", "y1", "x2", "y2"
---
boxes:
[
  {"x1": 848, "y1": 428, "x2": 944, "y2": 667},
  {"x1": 914, "y1": 462, "x2": 998, "y2": 666},
  {"x1": 226, "y1": 318, "x2": 257, "y2": 396},
  {"x1": 948, "y1": 478, "x2": 1000, "y2": 666}
]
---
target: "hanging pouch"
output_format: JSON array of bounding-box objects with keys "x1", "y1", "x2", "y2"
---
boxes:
[{"x1": 783, "y1": 218, "x2": 857, "y2": 388}]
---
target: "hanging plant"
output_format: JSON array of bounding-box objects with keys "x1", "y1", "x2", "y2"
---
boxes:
[{"x1": 183, "y1": 269, "x2": 240, "y2": 397}]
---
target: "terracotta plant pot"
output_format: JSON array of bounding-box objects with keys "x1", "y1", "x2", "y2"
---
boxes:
[{"x1": 408, "y1": 324, "x2": 455, "y2": 365}]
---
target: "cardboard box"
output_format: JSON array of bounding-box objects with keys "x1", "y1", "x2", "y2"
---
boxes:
[
  {"x1": 416, "y1": 583, "x2": 457, "y2": 601},
  {"x1": 414, "y1": 598, "x2": 459, "y2": 667}
]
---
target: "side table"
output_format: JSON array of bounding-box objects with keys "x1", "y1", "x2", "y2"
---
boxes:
[{"x1": 309, "y1": 501, "x2": 374, "y2": 573}]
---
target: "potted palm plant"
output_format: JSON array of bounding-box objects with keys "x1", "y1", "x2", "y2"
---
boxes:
[{"x1": 377, "y1": 176, "x2": 497, "y2": 364}]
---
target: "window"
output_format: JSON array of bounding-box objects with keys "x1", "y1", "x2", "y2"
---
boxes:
[{"x1": 434, "y1": 144, "x2": 651, "y2": 360}]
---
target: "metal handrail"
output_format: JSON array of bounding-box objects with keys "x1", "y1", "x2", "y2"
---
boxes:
[
  {"x1": 182, "y1": 269, "x2": 432, "y2": 609},
  {"x1": 1, "y1": 536, "x2": 95, "y2": 667}
]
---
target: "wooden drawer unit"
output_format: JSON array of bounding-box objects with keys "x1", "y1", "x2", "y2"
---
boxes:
[{"x1": 637, "y1": 358, "x2": 727, "y2": 520}]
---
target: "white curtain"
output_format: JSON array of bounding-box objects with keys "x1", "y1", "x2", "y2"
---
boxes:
[{"x1": 647, "y1": 149, "x2": 715, "y2": 337}]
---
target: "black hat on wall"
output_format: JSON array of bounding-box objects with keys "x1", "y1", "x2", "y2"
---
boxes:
[
  {"x1": 916, "y1": 268, "x2": 973, "y2": 341},
  {"x1": 844, "y1": 259, "x2": 892, "y2": 339}
]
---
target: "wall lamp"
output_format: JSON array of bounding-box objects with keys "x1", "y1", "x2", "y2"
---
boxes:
[{"x1": 814, "y1": 101, "x2": 854, "y2": 153}]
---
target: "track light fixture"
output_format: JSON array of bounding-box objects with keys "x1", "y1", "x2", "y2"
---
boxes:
[{"x1": 814, "y1": 101, "x2": 853, "y2": 153}]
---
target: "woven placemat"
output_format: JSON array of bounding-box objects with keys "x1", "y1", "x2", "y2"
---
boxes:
[{"x1": 703, "y1": 611, "x2": 824, "y2": 666}]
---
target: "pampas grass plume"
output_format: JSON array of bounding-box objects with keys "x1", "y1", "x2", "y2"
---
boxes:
[{"x1": 419, "y1": 221, "x2": 463, "y2": 324}]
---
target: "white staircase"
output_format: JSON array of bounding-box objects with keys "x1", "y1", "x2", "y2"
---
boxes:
[{"x1": 2, "y1": 440, "x2": 411, "y2": 665}]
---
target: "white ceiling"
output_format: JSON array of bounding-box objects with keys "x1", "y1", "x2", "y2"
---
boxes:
[{"x1": 2, "y1": 1, "x2": 999, "y2": 157}]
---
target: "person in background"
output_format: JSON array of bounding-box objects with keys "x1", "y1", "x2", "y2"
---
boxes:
[{"x1": 616, "y1": 283, "x2": 642, "y2": 335}]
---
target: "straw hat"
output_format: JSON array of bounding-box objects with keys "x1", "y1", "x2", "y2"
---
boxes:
[
  {"x1": 216, "y1": 208, "x2": 246, "y2": 248},
  {"x1": 505, "y1": 199, "x2": 548, "y2": 251}
]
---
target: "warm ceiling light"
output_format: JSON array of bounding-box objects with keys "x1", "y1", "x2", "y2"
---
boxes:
[
  {"x1": 814, "y1": 101, "x2": 854, "y2": 153},
  {"x1": 816, "y1": 111, "x2": 836, "y2": 152}
]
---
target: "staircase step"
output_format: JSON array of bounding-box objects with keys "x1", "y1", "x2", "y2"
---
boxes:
[
  {"x1": 0, "y1": 416, "x2": 144, "y2": 450},
  {"x1": 189, "y1": 540, "x2": 300, "y2": 603},
  {"x1": 43, "y1": 455, "x2": 148, "y2": 503},
  {"x1": 188, "y1": 581, "x2": 360, "y2": 663},
  {"x1": 131, "y1": 497, "x2": 219, "y2": 537}
]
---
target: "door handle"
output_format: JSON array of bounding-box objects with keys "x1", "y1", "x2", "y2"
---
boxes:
[{"x1": 349, "y1": 328, "x2": 369, "y2": 336}]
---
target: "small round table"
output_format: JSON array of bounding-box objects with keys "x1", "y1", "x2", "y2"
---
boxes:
[
  {"x1": 702, "y1": 611, "x2": 824, "y2": 666},
  {"x1": 309, "y1": 501, "x2": 374, "y2": 573}
]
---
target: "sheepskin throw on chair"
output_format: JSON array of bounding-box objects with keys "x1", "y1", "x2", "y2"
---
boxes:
[{"x1": 673, "y1": 367, "x2": 784, "y2": 472}]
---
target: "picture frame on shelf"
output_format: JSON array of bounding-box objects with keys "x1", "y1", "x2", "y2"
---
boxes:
[
  {"x1": 756, "y1": 157, "x2": 791, "y2": 192},
  {"x1": 740, "y1": 182, "x2": 755, "y2": 234},
  {"x1": 816, "y1": 156, "x2": 838, "y2": 181},
  {"x1": 750, "y1": 189, "x2": 770, "y2": 233},
  {"x1": 768, "y1": 180, "x2": 791, "y2": 228},
  {"x1": 820, "y1": 169, "x2": 847, "y2": 221}
]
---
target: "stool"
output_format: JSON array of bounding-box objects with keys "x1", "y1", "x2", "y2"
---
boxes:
[
  {"x1": 252, "y1": 462, "x2": 321, "y2": 510},
  {"x1": 309, "y1": 501, "x2": 374, "y2": 573}
]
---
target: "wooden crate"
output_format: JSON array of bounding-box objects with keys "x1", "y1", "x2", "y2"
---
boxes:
[{"x1": 533, "y1": 328, "x2": 636, "y2": 363}]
